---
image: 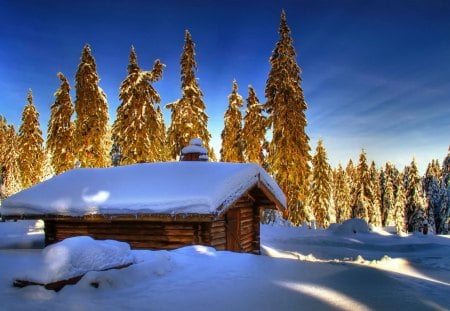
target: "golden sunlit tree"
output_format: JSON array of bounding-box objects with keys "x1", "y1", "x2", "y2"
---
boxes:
[
  {"x1": 352, "y1": 149, "x2": 370, "y2": 222},
  {"x1": 265, "y1": 11, "x2": 311, "y2": 225},
  {"x1": 220, "y1": 80, "x2": 244, "y2": 162},
  {"x1": 112, "y1": 47, "x2": 165, "y2": 165},
  {"x1": 405, "y1": 159, "x2": 428, "y2": 232},
  {"x1": 18, "y1": 90, "x2": 45, "y2": 189},
  {"x1": 368, "y1": 161, "x2": 382, "y2": 226},
  {"x1": 167, "y1": 30, "x2": 212, "y2": 160},
  {"x1": 74, "y1": 44, "x2": 110, "y2": 168},
  {"x1": 242, "y1": 85, "x2": 267, "y2": 165},
  {"x1": 47, "y1": 72, "x2": 76, "y2": 174},
  {"x1": 1, "y1": 124, "x2": 22, "y2": 197},
  {"x1": 333, "y1": 164, "x2": 352, "y2": 223},
  {"x1": 394, "y1": 173, "x2": 407, "y2": 234},
  {"x1": 309, "y1": 139, "x2": 332, "y2": 228}
]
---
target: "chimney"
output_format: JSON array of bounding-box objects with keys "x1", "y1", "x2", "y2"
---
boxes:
[{"x1": 180, "y1": 138, "x2": 209, "y2": 161}]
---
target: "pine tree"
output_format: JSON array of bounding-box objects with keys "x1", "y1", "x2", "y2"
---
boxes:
[
  {"x1": 438, "y1": 148, "x2": 450, "y2": 233},
  {"x1": 309, "y1": 139, "x2": 332, "y2": 228},
  {"x1": 352, "y1": 150, "x2": 370, "y2": 222},
  {"x1": 0, "y1": 116, "x2": 10, "y2": 197},
  {"x1": 265, "y1": 11, "x2": 311, "y2": 225},
  {"x1": 220, "y1": 80, "x2": 244, "y2": 162},
  {"x1": 18, "y1": 90, "x2": 45, "y2": 189},
  {"x1": 405, "y1": 159, "x2": 427, "y2": 232},
  {"x1": 368, "y1": 161, "x2": 382, "y2": 226},
  {"x1": 156, "y1": 106, "x2": 171, "y2": 161},
  {"x1": 47, "y1": 72, "x2": 76, "y2": 175},
  {"x1": 74, "y1": 44, "x2": 110, "y2": 168},
  {"x1": 112, "y1": 47, "x2": 165, "y2": 165},
  {"x1": 380, "y1": 163, "x2": 396, "y2": 226},
  {"x1": 1, "y1": 124, "x2": 22, "y2": 197},
  {"x1": 242, "y1": 86, "x2": 267, "y2": 165},
  {"x1": 333, "y1": 164, "x2": 352, "y2": 223},
  {"x1": 166, "y1": 30, "x2": 212, "y2": 160},
  {"x1": 394, "y1": 173, "x2": 406, "y2": 234}
]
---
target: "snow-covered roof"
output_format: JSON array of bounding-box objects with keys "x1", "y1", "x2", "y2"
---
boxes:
[{"x1": 1, "y1": 162, "x2": 285, "y2": 218}]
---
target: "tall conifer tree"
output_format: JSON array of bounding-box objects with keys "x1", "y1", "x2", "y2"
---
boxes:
[
  {"x1": 309, "y1": 139, "x2": 332, "y2": 228},
  {"x1": 405, "y1": 159, "x2": 427, "y2": 232},
  {"x1": 112, "y1": 47, "x2": 165, "y2": 165},
  {"x1": 220, "y1": 80, "x2": 244, "y2": 162},
  {"x1": 368, "y1": 161, "x2": 382, "y2": 226},
  {"x1": 47, "y1": 73, "x2": 76, "y2": 174},
  {"x1": 353, "y1": 149, "x2": 370, "y2": 222},
  {"x1": 74, "y1": 44, "x2": 110, "y2": 168},
  {"x1": 394, "y1": 174, "x2": 407, "y2": 234},
  {"x1": 18, "y1": 90, "x2": 44, "y2": 189},
  {"x1": 333, "y1": 164, "x2": 352, "y2": 223},
  {"x1": 1, "y1": 124, "x2": 21, "y2": 197},
  {"x1": 265, "y1": 11, "x2": 311, "y2": 225},
  {"x1": 242, "y1": 86, "x2": 267, "y2": 165},
  {"x1": 380, "y1": 165, "x2": 395, "y2": 226},
  {"x1": 167, "y1": 30, "x2": 212, "y2": 160}
]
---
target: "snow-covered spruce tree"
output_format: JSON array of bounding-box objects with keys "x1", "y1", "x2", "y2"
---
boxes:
[
  {"x1": 0, "y1": 116, "x2": 10, "y2": 197},
  {"x1": 394, "y1": 173, "x2": 407, "y2": 234},
  {"x1": 309, "y1": 139, "x2": 332, "y2": 228},
  {"x1": 242, "y1": 86, "x2": 267, "y2": 165},
  {"x1": 352, "y1": 150, "x2": 371, "y2": 222},
  {"x1": 404, "y1": 159, "x2": 428, "y2": 233},
  {"x1": 18, "y1": 90, "x2": 45, "y2": 189},
  {"x1": 112, "y1": 47, "x2": 165, "y2": 165},
  {"x1": 166, "y1": 30, "x2": 212, "y2": 160},
  {"x1": 1, "y1": 124, "x2": 22, "y2": 197},
  {"x1": 333, "y1": 164, "x2": 352, "y2": 223},
  {"x1": 156, "y1": 106, "x2": 171, "y2": 161},
  {"x1": 74, "y1": 44, "x2": 110, "y2": 168},
  {"x1": 380, "y1": 164, "x2": 396, "y2": 226},
  {"x1": 47, "y1": 72, "x2": 76, "y2": 175},
  {"x1": 346, "y1": 159, "x2": 357, "y2": 213},
  {"x1": 220, "y1": 80, "x2": 244, "y2": 162},
  {"x1": 368, "y1": 161, "x2": 382, "y2": 226},
  {"x1": 265, "y1": 11, "x2": 311, "y2": 225},
  {"x1": 439, "y1": 148, "x2": 450, "y2": 233},
  {"x1": 424, "y1": 159, "x2": 446, "y2": 233}
]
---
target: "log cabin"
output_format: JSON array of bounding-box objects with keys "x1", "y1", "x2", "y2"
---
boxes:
[{"x1": 1, "y1": 142, "x2": 285, "y2": 254}]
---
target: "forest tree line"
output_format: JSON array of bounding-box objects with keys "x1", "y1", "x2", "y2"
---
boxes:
[{"x1": 0, "y1": 12, "x2": 449, "y2": 234}]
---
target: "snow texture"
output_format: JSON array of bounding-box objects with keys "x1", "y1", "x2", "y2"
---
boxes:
[
  {"x1": 1, "y1": 162, "x2": 285, "y2": 217},
  {"x1": 13, "y1": 236, "x2": 134, "y2": 284},
  {"x1": 0, "y1": 219, "x2": 449, "y2": 310}
]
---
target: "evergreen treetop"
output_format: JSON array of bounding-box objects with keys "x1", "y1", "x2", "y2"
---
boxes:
[
  {"x1": 167, "y1": 30, "x2": 212, "y2": 160},
  {"x1": 47, "y1": 72, "x2": 76, "y2": 174},
  {"x1": 220, "y1": 80, "x2": 244, "y2": 162},
  {"x1": 265, "y1": 10, "x2": 311, "y2": 225},
  {"x1": 74, "y1": 44, "x2": 110, "y2": 168},
  {"x1": 112, "y1": 46, "x2": 165, "y2": 165},
  {"x1": 242, "y1": 85, "x2": 267, "y2": 165},
  {"x1": 18, "y1": 89, "x2": 45, "y2": 188}
]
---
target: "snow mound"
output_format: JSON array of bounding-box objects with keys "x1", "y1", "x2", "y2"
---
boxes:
[
  {"x1": 75, "y1": 250, "x2": 173, "y2": 290},
  {"x1": 330, "y1": 218, "x2": 372, "y2": 235},
  {"x1": 14, "y1": 236, "x2": 135, "y2": 284}
]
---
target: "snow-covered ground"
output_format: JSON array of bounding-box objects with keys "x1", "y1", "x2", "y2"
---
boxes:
[{"x1": 0, "y1": 219, "x2": 449, "y2": 311}]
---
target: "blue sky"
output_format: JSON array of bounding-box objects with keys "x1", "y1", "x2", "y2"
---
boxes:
[{"x1": 1, "y1": 0, "x2": 449, "y2": 173}]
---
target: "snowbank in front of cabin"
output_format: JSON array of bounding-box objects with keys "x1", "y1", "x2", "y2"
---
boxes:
[
  {"x1": 1, "y1": 162, "x2": 285, "y2": 217},
  {"x1": 13, "y1": 236, "x2": 135, "y2": 284}
]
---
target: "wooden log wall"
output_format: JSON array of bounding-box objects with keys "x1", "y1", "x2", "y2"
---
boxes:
[
  {"x1": 44, "y1": 220, "x2": 212, "y2": 250},
  {"x1": 209, "y1": 218, "x2": 226, "y2": 250},
  {"x1": 219, "y1": 194, "x2": 260, "y2": 254},
  {"x1": 43, "y1": 193, "x2": 263, "y2": 254}
]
